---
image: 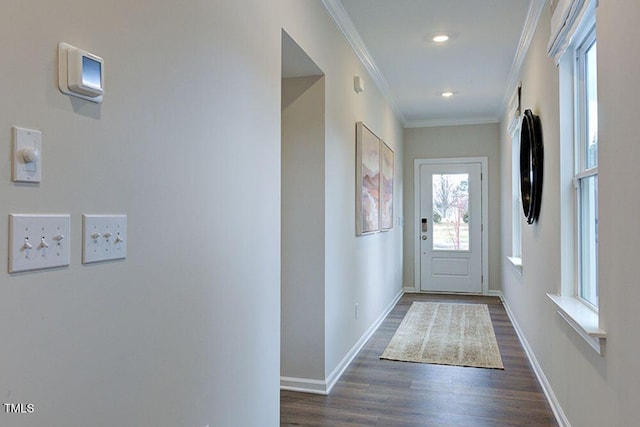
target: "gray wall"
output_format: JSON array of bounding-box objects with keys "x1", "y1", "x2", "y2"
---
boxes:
[
  {"x1": 500, "y1": 1, "x2": 640, "y2": 425},
  {"x1": 281, "y1": 3, "x2": 404, "y2": 386},
  {"x1": 281, "y1": 76, "x2": 325, "y2": 380},
  {"x1": 280, "y1": 3, "x2": 404, "y2": 383},
  {"x1": 403, "y1": 124, "x2": 501, "y2": 291}
]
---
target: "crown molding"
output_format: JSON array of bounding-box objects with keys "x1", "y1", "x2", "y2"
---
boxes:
[
  {"x1": 321, "y1": 0, "x2": 407, "y2": 127},
  {"x1": 405, "y1": 116, "x2": 500, "y2": 129},
  {"x1": 498, "y1": 0, "x2": 547, "y2": 119}
]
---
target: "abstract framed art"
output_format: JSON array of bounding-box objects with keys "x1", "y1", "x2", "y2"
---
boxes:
[
  {"x1": 380, "y1": 140, "x2": 394, "y2": 231},
  {"x1": 355, "y1": 122, "x2": 394, "y2": 235}
]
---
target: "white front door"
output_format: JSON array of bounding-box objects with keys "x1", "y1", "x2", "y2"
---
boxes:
[{"x1": 418, "y1": 160, "x2": 484, "y2": 293}]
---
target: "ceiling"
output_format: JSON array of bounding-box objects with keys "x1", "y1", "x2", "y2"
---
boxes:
[{"x1": 324, "y1": 0, "x2": 544, "y2": 127}]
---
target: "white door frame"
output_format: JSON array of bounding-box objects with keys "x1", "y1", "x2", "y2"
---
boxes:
[{"x1": 414, "y1": 157, "x2": 489, "y2": 294}]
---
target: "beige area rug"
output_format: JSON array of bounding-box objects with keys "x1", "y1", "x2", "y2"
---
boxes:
[{"x1": 380, "y1": 302, "x2": 504, "y2": 369}]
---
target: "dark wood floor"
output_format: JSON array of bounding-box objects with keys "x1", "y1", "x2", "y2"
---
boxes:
[{"x1": 280, "y1": 293, "x2": 558, "y2": 426}]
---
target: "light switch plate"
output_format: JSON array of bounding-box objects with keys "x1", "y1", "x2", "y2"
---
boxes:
[
  {"x1": 9, "y1": 214, "x2": 71, "y2": 273},
  {"x1": 82, "y1": 214, "x2": 127, "y2": 264},
  {"x1": 12, "y1": 126, "x2": 42, "y2": 183}
]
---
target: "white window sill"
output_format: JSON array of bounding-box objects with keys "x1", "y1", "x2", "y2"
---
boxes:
[
  {"x1": 507, "y1": 256, "x2": 523, "y2": 274},
  {"x1": 547, "y1": 293, "x2": 606, "y2": 355}
]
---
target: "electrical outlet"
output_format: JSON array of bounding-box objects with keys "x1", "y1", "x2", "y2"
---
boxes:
[{"x1": 9, "y1": 214, "x2": 71, "y2": 273}]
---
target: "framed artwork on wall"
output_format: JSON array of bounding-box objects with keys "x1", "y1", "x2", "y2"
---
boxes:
[
  {"x1": 380, "y1": 140, "x2": 394, "y2": 231},
  {"x1": 356, "y1": 122, "x2": 380, "y2": 235},
  {"x1": 355, "y1": 122, "x2": 394, "y2": 235}
]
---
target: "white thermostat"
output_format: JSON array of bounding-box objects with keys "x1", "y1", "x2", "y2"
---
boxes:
[{"x1": 58, "y1": 42, "x2": 104, "y2": 103}]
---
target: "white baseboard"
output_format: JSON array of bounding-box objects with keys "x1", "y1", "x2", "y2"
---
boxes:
[
  {"x1": 493, "y1": 291, "x2": 571, "y2": 427},
  {"x1": 280, "y1": 288, "x2": 404, "y2": 395},
  {"x1": 280, "y1": 376, "x2": 328, "y2": 395}
]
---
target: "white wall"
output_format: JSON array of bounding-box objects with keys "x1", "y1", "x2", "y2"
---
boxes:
[
  {"x1": 279, "y1": 1, "x2": 404, "y2": 386},
  {"x1": 1, "y1": 0, "x2": 404, "y2": 424},
  {"x1": 0, "y1": 1, "x2": 288, "y2": 426},
  {"x1": 598, "y1": 1, "x2": 640, "y2": 421},
  {"x1": 500, "y1": 2, "x2": 640, "y2": 425},
  {"x1": 0, "y1": 1, "x2": 282, "y2": 426},
  {"x1": 403, "y1": 124, "x2": 501, "y2": 291}
]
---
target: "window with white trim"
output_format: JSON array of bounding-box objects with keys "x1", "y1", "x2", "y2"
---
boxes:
[
  {"x1": 510, "y1": 114, "x2": 522, "y2": 260},
  {"x1": 575, "y1": 27, "x2": 598, "y2": 308},
  {"x1": 507, "y1": 87, "x2": 522, "y2": 270},
  {"x1": 549, "y1": 0, "x2": 604, "y2": 353}
]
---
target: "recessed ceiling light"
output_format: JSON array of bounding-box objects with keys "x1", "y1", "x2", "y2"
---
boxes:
[
  {"x1": 442, "y1": 91, "x2": 454, "y2": 98},
  {"x1": 433, "y1": 35, "x2": 449, "y2": 43}
]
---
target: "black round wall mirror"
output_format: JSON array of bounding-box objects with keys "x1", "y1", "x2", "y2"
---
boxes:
[{"x1": 520, "y1": 109, "x2": 543, "y2": 224}]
